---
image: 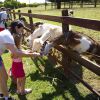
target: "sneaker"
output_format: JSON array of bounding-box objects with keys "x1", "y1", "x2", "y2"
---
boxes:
[{"x1": 21, "y1": 88, "x2": 32, "y2": 95}]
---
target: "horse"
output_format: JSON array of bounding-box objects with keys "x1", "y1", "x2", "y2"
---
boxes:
[
  {"x1": 30, "y1": 22, "x2": 72, "y2": 52},
  {"x1": 43, "y1": 31, "x2": 100, "y2": 65},
  {"x1": 32, "y1": 24, "x2": 63, "y2": 52},
  {"x1": 25, "y1": 22, "x2": 44, "y2": 47}
]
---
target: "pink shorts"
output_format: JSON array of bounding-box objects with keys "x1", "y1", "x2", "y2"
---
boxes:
[{"x1": 12, "y1": 61, "x2": 25, "y2": 79}]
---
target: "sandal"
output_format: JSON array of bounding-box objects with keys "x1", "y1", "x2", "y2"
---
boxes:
[{"x1": 21, "y1": 88, "x2": 32, "y2": 95}]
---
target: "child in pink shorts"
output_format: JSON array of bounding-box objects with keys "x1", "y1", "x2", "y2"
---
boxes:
[{"x1": 11, "y1": 21, "x2": 32, "y2": 95}]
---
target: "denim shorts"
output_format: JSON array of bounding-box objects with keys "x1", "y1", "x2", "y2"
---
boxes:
[{"x1": 0, "y1": 56, "x2": 3, "y2": 68}]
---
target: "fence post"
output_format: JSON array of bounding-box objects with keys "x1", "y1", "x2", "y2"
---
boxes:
[
  {"x1": 9, "y1": 9, "x2": 12, "y2": 21},
  {"x1": 28, "y1": 10, "x2": 34, "y2": 32},
  {"x1": 62, "y1": 9, "x2": 69, "y2": 35},
  {"x1": 61, "y1": 9, "x2": 71, "y2": 78},
  {"x1": 13, "y1": 10, "x2": 16, "y2": 20},
  {"x1": 18, "y1": 10, "x2": 21, "y2": 19}
]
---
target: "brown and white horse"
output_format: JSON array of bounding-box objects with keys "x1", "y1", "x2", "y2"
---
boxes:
[{"x1": 43, "y1": 31, "x2": 100, "y2": 65}]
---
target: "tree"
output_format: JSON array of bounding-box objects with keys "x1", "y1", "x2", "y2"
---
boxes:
[
  {"x1": 4, "y1": 0, "x2": 26, "y2": 8},
  {"x1": 47, "y1": 0, "x2": 61, "y2": 9},
  {"x1": 56, "y1": 0, "x2": 61, "y2": 9},
  {"x1": 94, "y1": 0, "x2": 97, "y2": 7}
]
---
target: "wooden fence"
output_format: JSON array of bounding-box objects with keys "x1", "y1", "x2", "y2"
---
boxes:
[{"x1": 10, "y1": 9, "x2": 100, "y2": 97}]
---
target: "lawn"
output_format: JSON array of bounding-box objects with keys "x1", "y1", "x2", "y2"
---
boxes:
[{"x1": 2, "y1": 6, "x2": 100, "y2": 100}]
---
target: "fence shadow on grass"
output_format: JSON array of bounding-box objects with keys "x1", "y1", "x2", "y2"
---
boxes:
[
  {"x1": 9, "y1": 81, "x2": 16, "y2": 95},
  {"x1": 85, "y1": 93, "x2": 100, "y2": 100},
  {"x1": 27, "y1": 57, "x2": 87, "y2": 100},
  {"x1": 17, "y1": 94, "x2": 27, "y2": 100}
]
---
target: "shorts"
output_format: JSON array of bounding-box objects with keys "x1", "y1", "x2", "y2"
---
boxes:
[
  {"x1": 0, "y1": 56, "x2": 3, "y2": 68},
  {"x1": 0, "y1": 28, "x2": 5, "y2": 32},
  {"x1": 11, "y1": 61, "x2": 25, "y2": 79}
]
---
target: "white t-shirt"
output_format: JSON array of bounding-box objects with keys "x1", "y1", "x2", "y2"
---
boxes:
[
  {"x1": 0, "y1": 11, "x2": 8, "y2": 28},
  {"x1": 0, "y1": 29, "x2": 15, "y2": 55}
]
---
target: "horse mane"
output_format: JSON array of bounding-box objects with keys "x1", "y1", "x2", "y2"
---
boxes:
[{"x1": 73, "y1": 31, "x2": 99, "y2": 45}]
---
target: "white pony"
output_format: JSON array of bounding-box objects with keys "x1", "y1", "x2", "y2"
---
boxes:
[{"x1": 32, "y1": 23, "x2": 63, "y2": 52}]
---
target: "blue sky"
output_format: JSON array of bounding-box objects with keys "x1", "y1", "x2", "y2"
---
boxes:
[{"x1": 1, "y1": 0, "x2": 46, "y2": 4}]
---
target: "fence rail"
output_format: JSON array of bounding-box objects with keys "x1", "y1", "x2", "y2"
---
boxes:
[{"x1": 11, "y1": 11, "x2": 100, "y2": 31}]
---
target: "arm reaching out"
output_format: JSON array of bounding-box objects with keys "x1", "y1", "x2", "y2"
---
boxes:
[{"x1": 5, "y1": 43, "x2": 40, "y2": 58}]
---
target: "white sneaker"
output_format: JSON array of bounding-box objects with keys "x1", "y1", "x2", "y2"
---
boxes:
[{"x1": 21, "y1": 88, "x2": 32, "y2": 95}]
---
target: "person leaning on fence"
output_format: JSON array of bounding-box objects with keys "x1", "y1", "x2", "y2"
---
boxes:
[
  {"x1": 0, "y1": 7, "x2": 8, "y2": 31},
  {"x1": 10, "y1": 20, "x2": 32, "y2": 95},
  {"x1": 0, "y1": 20, "x2": 40, "y2": 100},
  {"x1": 6, "y1": 8, "x2": 12, "y2": 21},
  {"x1": 0, "y1": 7, "x2": 6, "y2": 12}
]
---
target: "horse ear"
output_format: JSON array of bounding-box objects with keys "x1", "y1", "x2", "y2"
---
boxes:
[{"x1": 73, "y1": 38, "x2": 80, "y2": 44}]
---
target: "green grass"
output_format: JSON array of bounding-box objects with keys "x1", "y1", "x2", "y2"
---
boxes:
[
  {"x1": 3, "y1": 6, "x2": 100, "y2": 100},
  {"x1": 2, "y1": 53, "x2": 99, "y2": 100}
]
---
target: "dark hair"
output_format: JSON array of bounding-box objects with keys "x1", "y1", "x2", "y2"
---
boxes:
[
  {"x1": 14, "y1": 34, "x2": 22, "y2": 49},
  {"x1": 10, "y1": 20, "x2": 24, "y2": 35},
  {"x1": 0, "y1": 7, "x2": 6, "y2": 11}
]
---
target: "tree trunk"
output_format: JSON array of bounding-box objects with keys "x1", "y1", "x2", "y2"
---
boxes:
[
  {"x1": 69, "y1": 1, "x2": 73, "y2": 8},
  {"x1": 80, "y1": 0, "x2": 84, "y2": 8},
  {"x1": 64, "y1": 2, "x2": 66, "y2": 8},
  {"x1": 51, "y1": 2, "x2": 53, "y2": 9},
  {"x1": 56, "y1": 0, "x2": 61, "y2": 9},
  {"x1": 45, "y1": 0, "x2": 46, "y2": 10},
  {"x1": 94, "y1": 0, "x2": 97, "y2": 8}
]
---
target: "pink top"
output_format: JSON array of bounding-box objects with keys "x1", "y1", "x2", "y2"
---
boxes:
[{"x1": 12, "y1": 58, "x2": 22, "y2": 62}]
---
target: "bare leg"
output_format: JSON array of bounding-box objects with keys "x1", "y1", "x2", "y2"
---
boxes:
[
  {"x1": 20, "y1": 77, "x2": 25, "y2": 93},
  {"x1": 2, "y1": 63, "x2": 8, "y2": 83},
  {"x1": 17, "y1": 78, "x2": 21, "y2": 93},
  {"x1": 0, "y1": 63, "x2": 8, "y2": 93},
  {"x1": 0, "y1": 66, "x2": 9, "y2": 96},
  {"x1": 20, "y1": 77, "x2": 32, "y2": 95},
  {"x1": 0, "y1": 86, "x2": 2, "y2": 93}
]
